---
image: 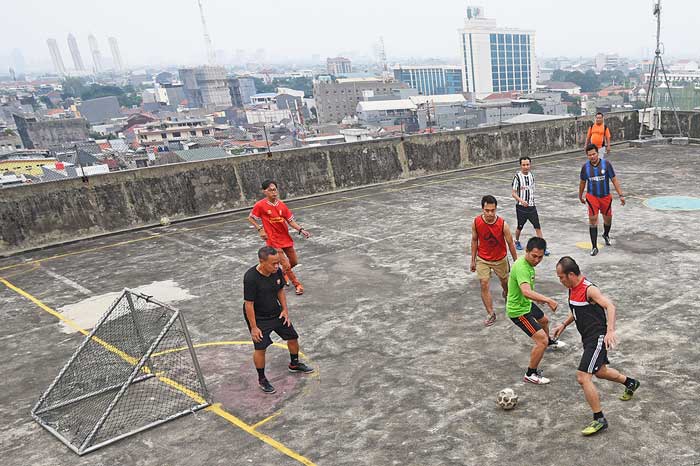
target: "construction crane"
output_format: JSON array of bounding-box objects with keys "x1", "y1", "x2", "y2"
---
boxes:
[{"x1": 197, "y1": 0, "x2": 216, "y2": 65}]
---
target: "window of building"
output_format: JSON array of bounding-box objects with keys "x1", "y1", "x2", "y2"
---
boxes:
[
  {"x1": 161, "y1": 133, "x2": 167, "y2": 139},
  {"x1": 203, "y1": 129, "x2": 210, "y2": 135},
  {"x1": 173, "y1": 132, "x2": 181, "y2": 137},
  {"x1": 190, "y1": 131, "x2": 196, "y2": 136}
]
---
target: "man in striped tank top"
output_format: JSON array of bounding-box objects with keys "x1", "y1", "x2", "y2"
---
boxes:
[
  {"x1": 511, "y1": 156, "x2": 549, "y2": 256},
  {"x1": 470, "y1": 195, "x2": 518, "y2": 327},
  {"x1": 553, "y1": 256, "x2": 640, "y2": 436}
]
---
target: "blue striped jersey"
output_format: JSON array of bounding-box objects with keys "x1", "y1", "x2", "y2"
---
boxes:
[{"x1": 580, "y1": 159, "x2": 616, "y2": 198}]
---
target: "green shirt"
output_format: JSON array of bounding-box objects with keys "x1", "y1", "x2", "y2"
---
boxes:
[{"x1": 507, "y1": 257, "x2": 535, "y2": 318}]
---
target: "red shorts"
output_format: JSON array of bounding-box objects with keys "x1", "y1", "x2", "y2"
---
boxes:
[{"x1": 586, "y1": 193, "x2": 613, "y2": 217}]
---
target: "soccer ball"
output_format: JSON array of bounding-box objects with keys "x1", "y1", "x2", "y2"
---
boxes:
[
  {"x1": 497, "y1": 388, "x2": 519, "y2": 410},
  {"x1": 159, "y1": 216, "x2": 171, "y2": 226}
]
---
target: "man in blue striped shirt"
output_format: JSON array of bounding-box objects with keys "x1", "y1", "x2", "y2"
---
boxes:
[{"x1": 578, "y1": 144, "x2": 626, "y2": 256}]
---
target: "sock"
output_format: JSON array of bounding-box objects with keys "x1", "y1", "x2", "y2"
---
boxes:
[
  {"x1": 594, "y1": 411, "x2": 605, "y2": 420},
  {"x1": 526, "y1": 367, "x2": 537, "y2": 376},
  {"x1": 624, "y1": 377, "x2": 636, "y2": 389},
  {"x1": 256, "y1": 367, "x2": 266, "y2": 381},
  {"x1": 589, "y1": 226, "x2": 598, "y2": 249},
  {"x1": 603, "y1": 222, "x2": 611, "y2": 237},
  {"x1": 548, "y1": 337, "x2": 556, "y2": 345},
  {"x1": 290, "y1": 353, "x2": 299, "y2": 366}
]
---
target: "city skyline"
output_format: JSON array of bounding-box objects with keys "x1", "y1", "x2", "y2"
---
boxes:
[{"x1": 1, "y1": 0, "x2": 699, "y2": 72}]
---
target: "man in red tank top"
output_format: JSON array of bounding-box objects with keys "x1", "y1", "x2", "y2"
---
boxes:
[{"x1": 470, "y1": 195, "x2": 518, "y2": 326}]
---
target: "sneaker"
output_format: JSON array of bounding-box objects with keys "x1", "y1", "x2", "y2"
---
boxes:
[
  {"x1": 581, "y1": 418, "x2": 608, "y2": 436},
  {"x1": 258, "y1": 378, "x2": 276, "y2": 394},
  {"x1": 523, "y1": 371, "x2": 550, "y2": 384},
  {"x1": 515, "y1": 241, "x2": 523, "y2": 251},
  {"x1": 484, "y1": 313, "x2": 497, "y2": 327},
  {"x1": 602, "y1": 235, "x2": 611, "y2": 246},
  {"x1": 620, "y1": 379, "x2": 640, "y2": 401},
  {"x1": 544, "y1": 249, "x2": 551, "y2": 256},
  {"x1": 288, "y1": 362, "x2": 315, "y2": 374},
  {"x1": 548, "y1": 339, "x2": 567, "y2": 349},
  {"x1": 590, "y1": 247, "x2": 599, "y2": 256}
]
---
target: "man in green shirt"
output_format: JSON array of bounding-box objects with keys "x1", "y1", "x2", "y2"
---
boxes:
[{"x1": 507, "y1": 237, "x2": 563, "y2": 384}]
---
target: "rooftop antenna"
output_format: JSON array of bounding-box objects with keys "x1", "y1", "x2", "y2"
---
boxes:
[
  {"x1": 197, "y1": 0, "x2": 216, "y2": 65},
  {"x1": 638, "y1": 0, "x2": 682, "y2": 139}
]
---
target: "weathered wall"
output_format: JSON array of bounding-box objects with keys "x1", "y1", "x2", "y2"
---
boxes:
[
  {"x1": 0, "y1": 112, "x2": 640, "y2": 254},
  {"x1": 660, "y1": 111, "x2": 700, "y2": 138}
]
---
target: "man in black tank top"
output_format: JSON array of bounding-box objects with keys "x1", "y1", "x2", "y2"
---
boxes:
[{"x1": 553, "y1": 256, "x2": 640, "y2": 436}]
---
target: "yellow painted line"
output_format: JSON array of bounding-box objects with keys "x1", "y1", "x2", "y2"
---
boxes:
[
  {"x1": 206, "y1": 403, "x2": 317, "y2": 466},
  {"x1": 0, "y1": 154, "x2": 582, "y2": 272},
  {"x1": 575, "y1": 242, "x2": 605, "y2": 250},
  {"x1": 250, "y1": 410, "x2": 283, "y2": 430},
  {"x1": 0, "y1": 278, "x2": 317, "y2": 466}
]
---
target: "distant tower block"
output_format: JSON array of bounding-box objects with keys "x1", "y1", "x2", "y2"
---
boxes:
[
  {"x1": 88, "y1": 34, "x2": 103, "y2": 73},
  {"x1": 108, "y1": 37, "x2": 124, "y2": 72},
  {"x1": 47, "y1": 38, "x2": 67, "y2": 76},
  {"x1": 67, "y1": 34, "x2": 85, "y2": 71}
]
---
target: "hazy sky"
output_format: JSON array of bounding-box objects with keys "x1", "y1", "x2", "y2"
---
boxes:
[{"x1": 1, "y1": 0, "x2": 698, "y2": 71}]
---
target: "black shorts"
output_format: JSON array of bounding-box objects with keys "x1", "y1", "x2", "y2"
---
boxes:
[
  {"x1": 578, "y1": 335, "x2": 609, "y2": 373},
  {"x1": 244, "y1": 314, "x2": 299, "y2": 350},
  {"x1": 516, "y1": 205, "x2": 541, "y2": 230},
  {"x1": 510, "y1": 303, "x2": 545, "y2": 337}
]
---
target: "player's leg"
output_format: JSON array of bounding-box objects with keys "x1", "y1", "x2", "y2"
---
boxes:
[
  {"x1": 596, "y1": 365, "x2": 640, "y2": 400},
  {"x1": 246, "y1": 313, "x2": 276, "y2": 393},
  {"x1": 476, "y1": 258, "x2": 496, "y2": 326},
  {"x1": 511, "y1": 313, "x2": 549, "y2": 384},
  {"x1": 276, "y1": 248, "x2": 293, "y2": 286},
  {"x1": 602, "y1": 196, "x2": 613, "y2": 246},
  {"x1": 493, "y1": 257, "x2": 510, "y2": 300},
  {"x1": 515, "y1": 207, "x2": 526, "y2": 250},
  {"x1": 586, "y1": 194, "x2": 600, "y2": 256},
  {"x1": 577, "y1": 369, "x2": 608, "y2": 435},
  {"x1": 277, "y1": 325, "x2": 314, "y2": 373},
  {"x1": 282, "y1": 246, "x2": 303, "y2": 294}
]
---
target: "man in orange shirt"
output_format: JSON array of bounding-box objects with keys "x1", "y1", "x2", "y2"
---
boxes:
[
  {"x1": 248, "y1": 180, "x2": 311, "y2": 295},
  {"x1": 585, "y1": 112, "x2": 612, "y2": 159},
  {"x1": 470, "y1": 195, "x2": 518, "y2": 327}
]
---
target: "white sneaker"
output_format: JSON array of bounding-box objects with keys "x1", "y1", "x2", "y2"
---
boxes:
[
  {"x1": 523, "y1": 372, "x2": 551, "y2": 384},
  {"x1": 548, "y1": 339, "x2": 567, "y2": 349}
]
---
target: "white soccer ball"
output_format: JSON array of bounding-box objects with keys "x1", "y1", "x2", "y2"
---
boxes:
[
  {"x1": 497, "y1": 388, "x2": 519, "y2": 410},
  {"x1": 159, "y1": 216, "x2": 171, "y2": 226}
]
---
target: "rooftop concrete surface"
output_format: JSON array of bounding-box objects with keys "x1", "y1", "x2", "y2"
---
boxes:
[{"x1": 1, "y1": 144, "x2": 699, "y2": 466}]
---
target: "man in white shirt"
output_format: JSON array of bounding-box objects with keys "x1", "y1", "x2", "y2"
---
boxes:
[{"x1": 511, "y1": 156, "x2": 549, "y2": 256}]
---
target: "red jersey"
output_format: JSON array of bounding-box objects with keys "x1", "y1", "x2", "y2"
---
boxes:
[
  {"x1": 474, "y1": 215, "x2": 507, "y2": 261},
  {"x1": 568, "y1": 277, "x2": 607, "y2": 342},
  {"x1": 250, "y1": 199, "x2": 295, "y2": 248}
]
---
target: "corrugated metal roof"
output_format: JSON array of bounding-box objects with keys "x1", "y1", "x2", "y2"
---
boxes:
[{"x1": 172, "y1": 147, "x2": 231, "y2": 162}]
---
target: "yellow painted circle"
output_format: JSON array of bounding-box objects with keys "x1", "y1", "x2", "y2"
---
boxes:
[{"x1": 575, "y1": 242, "x2": 604, "y2": 250}]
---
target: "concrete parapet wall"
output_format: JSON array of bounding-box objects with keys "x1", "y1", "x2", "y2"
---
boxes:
[{"x1": 0, "y1": 112, "x2": 640, "y2": 254}]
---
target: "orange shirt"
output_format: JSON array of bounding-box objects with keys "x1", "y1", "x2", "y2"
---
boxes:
[
  {"x1": 474, "y1": 215, "x2": 507, "y2": 261},
  {"x1": 587, "y1": 123, "x2": 611, "y2": 149},
  {"x1": 250, "y1": 199, "x2": 295, "y2": 248}
]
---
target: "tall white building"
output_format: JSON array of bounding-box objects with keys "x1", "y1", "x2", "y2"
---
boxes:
[
  {"x1": 67, "y1": 34, "x2": 85, "y2": 71},
  {"x1": 108, "y1": 37, "x2": 124, "y2": 72},
  {"x1": 459, "y1": 6, "x2": 536, "y2": 99},
  {"x1": 88, "y1": 34, "x2": 103, "y2": 73},
  {"x1": 46, "y1": 39, "x2": 67, "y2": 76}
]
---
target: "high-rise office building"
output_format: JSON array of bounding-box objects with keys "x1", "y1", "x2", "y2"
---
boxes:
[
  {"x1": 327, "y1": 57, "x2": 352, "y2": 75},
  {"x1": 108, "y1": 37, "x2": 124, "y2": 72},
  {"x1": 46, "y1": 39, "x2": 67, "y2": 76},
  {"x1": 393, "y1": 65, "x2": 464, "y2": 96},
  {"x1": 88, "y1": 34, "x2": 103, "y2": 73},
  {"x1": 178, "y1": 66, "x2": 232, "y2": 109},
  {"x1": 67, "y1": 34, "x2": 85, "y2": 71},
  {"x1": 459, "y1": 6, "x2": 536, "y2": 98}
]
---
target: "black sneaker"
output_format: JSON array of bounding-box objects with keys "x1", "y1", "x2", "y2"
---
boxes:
[
  {"x1": 288, "y1": 362, "x2": 315, "y2": 373},
  {"x1": 602, "y1": 235, "x2": 611, "y2": 246},
  {"x1": 258, "y1": 378, "x2": 276, "y2": 394},
  {"x1": 590, "y1": 247, "x2": 599, "y2": 256}
]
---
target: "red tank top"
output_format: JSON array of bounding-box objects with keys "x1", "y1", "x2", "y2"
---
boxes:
[{"x1": 474, "y1": 215, "x2": 507, "y2": 261}]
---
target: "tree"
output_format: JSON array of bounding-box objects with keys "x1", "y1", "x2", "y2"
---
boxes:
[
  {"x1": 551, "y1": 69, "x2": 569, "y2": 82},
  {"x1": 62, "y1": 77, "x2": 86, "y2": 98},
  {"x1": 528, "y1": 101, "x2": 544, "y2": 114}
]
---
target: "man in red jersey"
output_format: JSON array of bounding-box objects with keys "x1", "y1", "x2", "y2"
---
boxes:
[
  {"x1": 470, "y1": 195, "x2": 518, "y2": 327},
  {"x1": 248, "y1": 180, "x2": 311, "y2": 295}
]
